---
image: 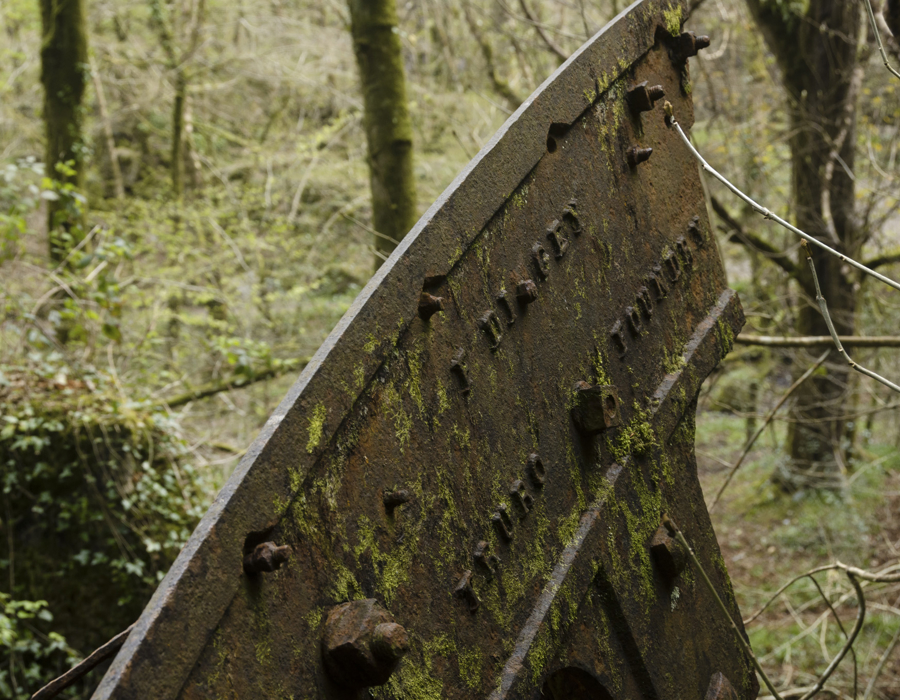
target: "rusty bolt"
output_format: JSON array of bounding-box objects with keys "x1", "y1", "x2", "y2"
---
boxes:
[
  {"x1": 627, "y1": 80, "x2": 665, "y2": 113},
  {"x1": 516, "y1": 279, "x2": 538, "y2": 304},
  {"x1": 673, "y1": 31, "x2": 710, "y2": 61},
  {"x1": 650, "y1": 522, "x2": 687, "y2": 581},
  {"x1": 243, "y1": 541, "x2": 291, "y2": 575},
  {"x1": 322, "y1": 599, "x2": 409, "y2": 689},
  {"x1": 704, "y1": 672, "x2": 738, "y2": 700},
  {"x1": 628, "y1": 146, "x2": 653, "y2": 167},
  {"x1": 571, "y1": 381, "x2": 622, "y2": 434},
  {"x1": 383, "y1": 489, "x2": 411, "y2": 512},
  {"x1": 418, "y1": 292, "x2": 444, "y2": 320}
]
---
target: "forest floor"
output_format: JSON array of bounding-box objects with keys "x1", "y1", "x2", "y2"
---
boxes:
[{"x1": 696, "y1": 409, "x2": 900, "y2": 699}]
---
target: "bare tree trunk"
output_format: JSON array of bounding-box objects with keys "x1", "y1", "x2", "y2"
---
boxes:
[
  {"x1": 39, "y1": 0, "x2": 88, "y2": 260},
  {"x1": 347, "y1": 0, "x2": 418, "y2": 269},
  {"x1": 90, "y1": 57, "x2": 125, "y2": 200},
  {"x1": 172, "y1": 69, "x2": 186, "y2": 198},
  {"x1": 745, "y1": 0, "x2": 862, "y2": 488}
]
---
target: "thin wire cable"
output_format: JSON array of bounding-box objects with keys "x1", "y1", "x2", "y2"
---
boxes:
[
  {"x1": 863, "y1": 0, "x2": 900, "y2": 81},
  {"x1": 664, "y1": 106, "x2": 900, "y2": 294}
]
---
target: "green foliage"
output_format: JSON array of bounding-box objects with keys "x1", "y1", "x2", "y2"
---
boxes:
[
  {"x1": 0, "y1": 355, "x2": 210, "y2": 696},
  {"x1": 0, "y1": 158, "x2": 49, "y2": 261},
  {"x1": 0, "y1": 594, "x2": 78, "y2": 700}
]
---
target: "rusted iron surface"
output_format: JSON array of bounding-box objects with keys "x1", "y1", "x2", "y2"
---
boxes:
[{"x1": 94, "y1": 1, "x2": 759, "y2": 698}]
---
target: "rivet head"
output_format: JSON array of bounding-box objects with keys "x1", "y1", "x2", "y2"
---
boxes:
[
  {"x1": 516, "y1": 279, "x2": 538, "y2": 304},
  {"x1": 628, "y1": 146, "x2": 653, "y2": 167},
  {"x1": 418, "y1": 292, "x2": 444, "y2": 320},
  {"x1": 650, "y1": 522, "x2": 687, "y2": 581},
  {"x1": 243, "y1": 541, "x2": 291, "y2": 575},
  {"x1": 322, "y1": 599, "x2": 409, "y2": 689}
]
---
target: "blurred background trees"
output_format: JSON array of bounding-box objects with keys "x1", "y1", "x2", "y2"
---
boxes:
[{"x1": 3, "y1": 0, "x2": 900, "y2": 697}]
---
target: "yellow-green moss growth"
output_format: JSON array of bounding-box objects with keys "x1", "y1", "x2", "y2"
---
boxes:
[{"x1": 306, "y1": 402, "x2": 327, "y2": 453}]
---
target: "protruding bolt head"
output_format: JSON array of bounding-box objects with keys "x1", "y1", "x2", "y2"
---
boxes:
[
  {"x1": 243, "y1": 541, "x2": 291, "y2": 575},
  {"x1": 627, "y1": 80, "x2": 666, "y2": 113},
  {"x1": 650, "y1": 522, "x2": 687, "y2": 581},
  {"x1": 383, "y1": 489, "x2": 412, "y2": 512},
  {"x1": 371, "y1": 622, "x2": 409, "y2": 664},
  {"x1": 673, "y1": 31, "x2": 710, "y2": 61},
  {"x1": 628, "y1": 146, "x2": 653, "y2": 167},
  {"x1": 322, "y1": 599, "x2": 409, "y2": 689},
  {"x1": 704, "y1": 671, "x2": 739, "y2": 700},
  {"x1": 516, "y1": 279, "x2": 538, "y2": 304},
  {"x1": 571, "y1": 382, "x2": 621, "y2": 434},
  {"x1": 418, "y1": 292, "x2": 444, "y2": 320}
]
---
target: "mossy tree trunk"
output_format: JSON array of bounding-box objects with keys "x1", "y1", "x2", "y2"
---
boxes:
[
  {"x1": 745, "y1": 0, "x2": 863, "y2": 487},
  {"x1": 39, "y1": 0, "x2": 89, "y2": 261},
  {"x1": 347, "y1": 0, "x2": 418, "y2": 270}
]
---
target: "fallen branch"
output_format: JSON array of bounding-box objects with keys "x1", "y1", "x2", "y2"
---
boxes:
[
  {"x1": 707, "y1": 349, "x2": 829, "y2": 512},
  {"x1": 736, "y1": 334, "x2": 900, "y2": 348},
  {"x1": 30, "y1": 624, "x2": 134, "y2": 700},
  {"x1": 163, "y1": 358, "x2": 308, "y2": 409}
]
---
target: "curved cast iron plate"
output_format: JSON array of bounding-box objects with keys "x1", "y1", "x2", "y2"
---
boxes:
[{"x1": 95, "y1": 1, "x2": 758, "y2": 698}]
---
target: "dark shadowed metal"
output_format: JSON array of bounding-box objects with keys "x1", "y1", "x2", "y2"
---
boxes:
[{"x1": 94, "y1": 1, "x2": 759, "y2": 698}]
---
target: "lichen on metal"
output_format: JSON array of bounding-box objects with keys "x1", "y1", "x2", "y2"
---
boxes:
[{"x1": 93, "y1": 0, "x2": 759, "y2": 698}]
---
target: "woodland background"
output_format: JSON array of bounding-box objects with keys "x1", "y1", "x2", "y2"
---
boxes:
[{"x1": 3, "y1": 0, "x2": 900, "y2": 697}]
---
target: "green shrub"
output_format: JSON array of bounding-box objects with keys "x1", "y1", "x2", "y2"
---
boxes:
[{"x1": 0, "y1": 355, "x2": 210, "y2": 698}]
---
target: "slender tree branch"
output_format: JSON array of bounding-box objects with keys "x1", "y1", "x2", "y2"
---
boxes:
[
  {"x1": 516, "y1": 0, "x2": 568, "y2": 62},
  {"x1": 710, "y1": 196, "x2": 802, "y2": 280},
  {"x1": 666, "y1": 107, "x2": 900, "y2": 294},
  {"x1": 163, "y1": 358, "x2": 308, "y2": 409},
  {"x1": 30, "y1": 624, "x2": 134, "y2": 700},
  {"x1": 863, "y1": 620, "x2": 900, "y2": 699},
  {"x1": 663, "y1": 515, "x2": 786, "y2": 700},
  {"x1": 864, "y1": 0, "x2": 900, "y2": 80},
  {"x1": 863, "y1": 248, "x2": 900, "y2": 270},
  {"x1": 801, "y1": 240, "x2": 900, "y2": 393},
  {"x1": 736, "y1": 334, "x2": 900, "y2": 348},
  {"x1": 462, "y1": 2, "x2": 523, "y2": 112},
  {"x1": 708, "y1": 350, "x2": 829, "y2": 512}
]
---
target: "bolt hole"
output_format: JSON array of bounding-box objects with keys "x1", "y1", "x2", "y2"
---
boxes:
[
  {"x1": 605, "y1": 395, "x2": 617, "y2": 412},
  {"x1": 546, "y1": 134, "x2": 557, "y2": 153}
]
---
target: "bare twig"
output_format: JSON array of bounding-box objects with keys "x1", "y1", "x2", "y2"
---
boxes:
[
  {"x1": 516, "y1": 0, "x2": 568, "y2": 62},
  {"x1": 863, "y1": 621, "x2": 900, "y2": 699},
  {"x1": 708, "y1": 350, "x2": 830, "y2": 512},
  {"x1": 736, "y1": 334, "x2": 900, "y2": 348},
  {"x1": 164, "y1": 358, "x2": 307, "y2": 409},
  {"x1": 802, "y1": 240, "x2": 900, "y2": 394},
  {"x1": 30, "y1": 624, "x2": 134, "y2": 700},
  {"x1": 663, "y1": 514, "x2": 786, "y2": 700},
  {"x1": 665, "y1": 108, "x2": 900, "y2": 294},
  {"x1": 669, "y1": 513, "x2": 879, "y2": 700},
  {"x1": 864, "y1": 0, "x2": 900, "y2": 81}
]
